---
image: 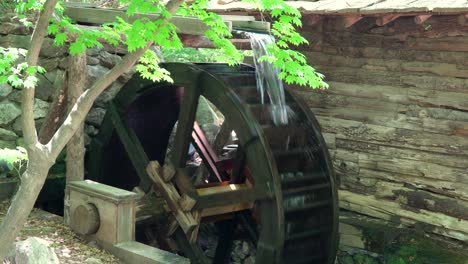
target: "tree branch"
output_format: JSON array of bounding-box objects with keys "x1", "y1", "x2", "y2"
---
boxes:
[{"x1": 22, "y1": 0, "x2": 59, "y2": 150}]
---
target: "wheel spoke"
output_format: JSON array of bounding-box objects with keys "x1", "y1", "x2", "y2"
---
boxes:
[
  {"x1": 108, "y1": 102, "x2": 151, "y2": 191},
  {"x1": 171, "y1": 85, "x2": 201, "y2": 167}
]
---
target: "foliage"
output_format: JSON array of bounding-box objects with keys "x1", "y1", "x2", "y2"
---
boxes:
[
  {"x1": 0, "y1": 48, "x2": 45, "y2": 89},
  {"x1": 0, "y1": 147, "x2": 28, "y2": 178},
  {"x1": 0, "y1": 0, "x2": 327, "y2": 89}
]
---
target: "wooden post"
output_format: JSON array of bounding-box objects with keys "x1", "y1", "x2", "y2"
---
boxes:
[{"x1": 64, "y1": 51, "x2": 87, "y2": 225}]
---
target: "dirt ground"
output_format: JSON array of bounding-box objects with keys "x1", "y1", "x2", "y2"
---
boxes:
[{"x1": 0, "y1": 200, "x2": 122, "y2": 264}]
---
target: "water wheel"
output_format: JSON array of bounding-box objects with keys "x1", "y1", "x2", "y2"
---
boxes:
[{"x1": 87, "y1": 63, "x2": 339, "y2": 264}]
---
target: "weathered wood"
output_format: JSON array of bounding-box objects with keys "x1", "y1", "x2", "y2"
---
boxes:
[
  {"x1": 179, "y1": 34, "x2": 252, "y2": 50},
  {"x1": 64, "y1": 6, "x2": 232, "y2": 35},
  {"x1": 341, "y1": 16, "x2": 363, "y2": 28},
  {"x1": 179, "y1": 194, "x2": 197, "y2": 212},
  {"x1": 147, "y1": 161, "x2": 198, "y2": 237},
  {"x1": 414, "y1": 14, "x2": 432, "y2": 24},
  {"x1": 317, "y1": 116, "x2": 468, "y2": 155},
  {"x1": 339, "y1": 190, "x2": 468, "y2": 241},
  {"x1": 376, "y1": 14, "x2": 401, "y2": 26}
]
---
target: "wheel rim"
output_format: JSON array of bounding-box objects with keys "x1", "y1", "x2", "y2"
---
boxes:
[{"x1": 87, "y1": 63, "x2": 338, "y2": 264}]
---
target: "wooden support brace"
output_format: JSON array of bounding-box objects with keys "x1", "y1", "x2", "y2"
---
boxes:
[
  {"x1": 341, "y1": 15, "x2": 363, "y2": 28},
  {"x1": 146, "y1": 161, "x2": 197, "y2": 236},
  {"x1": 414, "y1": 15, "x2": 432, "y2": 24},
  {"x1": 162, "y1": 164, "x2": 176, "y2": 182},
  {"x1": 376, "y1": 14, "x2": 401, "y2": 26},
  {"x1": 179, "y1": 194, "x2": 197, "y2": 212}
]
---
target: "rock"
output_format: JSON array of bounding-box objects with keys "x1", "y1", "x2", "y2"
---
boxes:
[
  {"x1": 196, "y1": 97, "x2": 221, "y2": 126},
  {"x1": 0, "y1": 101, "x2": 21, "y2": 125},
  {"x1": 0, "y1": 83, "x2": 13, "y2": 98},
  {"x1": 86, "y1": 48, "x2": 100, "y2": 57},
  {"x1": 95, "y1": 81, "x2": 124, "y2": 107},
  {"x1": 0, "y1": 34, "x2": 30, "y2": 50},
  {"x1": 86, "y1": 65, "x2": 110, "y2": 88},
  {"x1": 15, "y1": 237, "x2": 59, "y2": 264},
  {"x1": 38, "y1": 58, "x2": 59, "y2": 72},
  {"x1": 0, "y1": 128, "x2": 18, "y2": 141},
  {"x1": 85, "y1": 125, "x2": 99, "y2": 136},
  {"x1": 0, "y1": 22, "x2": 31, "y2": 35},
  {"x1": 99, "y1": 51, "x2": 122, "y2": 68},
  {"x1": 87, "y1": 56, "x2": 100, "y2": 65},
  {"x1": 33, "y1": 99, "x2": 50, "y2": 119},
  {"x1": 86, "y1": 107, "x2": 106, "y2": 126},
  {"x1": 84, "y1": 257, "x2": 103, "y2": 264},
  {"x1": 8, "y1": 90, "x2": 22, "y2": 103},
  {"x1": 40, "y1": 38, "x2": 67, "y2": 58},
  {"x1": 241, "y1": 241, "x2": 250, "y2": 256},
  {"x1": 243, "y1": 255, "x2": 255, "y2": 264},
  {"x1": 58, "y1": 57, "x2": 69, "y2": 69},
  {"x1": 36, "y1": 70, "x2": 60, "y2": 101}
]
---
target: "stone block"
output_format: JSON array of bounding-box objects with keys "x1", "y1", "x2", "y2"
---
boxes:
[
  {"x1": 68, "y1": 180, "x2": 139, "y2": 245},
  {"x1": 0, "y1": 101, "x2": 21, "y2": 125},
  {"x1": 110, "y1": 241, "x2": 189, "y2": 264}
]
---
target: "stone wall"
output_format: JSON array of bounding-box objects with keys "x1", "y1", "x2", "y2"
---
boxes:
[
  {"x1": 0, "y1": 14, "x2": 129, "y2": 149},
  {"x1": 293, "y1": 15, "x2": 468, "y2": 242}
]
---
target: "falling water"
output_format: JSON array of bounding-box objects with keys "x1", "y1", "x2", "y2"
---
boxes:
[{"x1": 247, "y1": 32, "x2": 289, "y2": 126}]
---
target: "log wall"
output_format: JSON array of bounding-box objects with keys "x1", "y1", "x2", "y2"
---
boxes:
[{"x1": 293, "y1": 15, "x2": 468, "y2": 242}]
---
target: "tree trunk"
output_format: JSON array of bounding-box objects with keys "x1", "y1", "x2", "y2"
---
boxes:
[
  {"x1": 0, "y1": 156, "x2": 50, "y2": 259},
  {"x1": 38, "y1": 72, "x2": 68, "y2": 144},
  {"x1": 64, "y1": 53, "x2": 86, "y2": 224}
]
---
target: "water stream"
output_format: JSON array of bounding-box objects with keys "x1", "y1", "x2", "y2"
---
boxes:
[{"x1": 247, "y1": 32, "x2": 289, "y2": 126}]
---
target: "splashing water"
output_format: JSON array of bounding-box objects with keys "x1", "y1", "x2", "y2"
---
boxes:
[{"x1": 247, "y1": 32, "x2": 289, "y2": 126}]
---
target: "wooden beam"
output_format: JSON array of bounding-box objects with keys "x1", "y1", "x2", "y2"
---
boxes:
[
  {"x1": 64, "y1": 6, "x2": 232, "y2": 35},
  {"x1": 414, "y1": 14, "x2": 432, "y2": 24},
  {"x1": 146, "y1": 161, "x2": 198, "y2": 236},
  {"x1": 376, "y1": 14, "x2": 401, "y2": 26},
  {"x1": 179, "y1": 34, "x2": 252, "y2": 50},
  {"x1": 194, "y1": 183, "x2": 268, "y2": 209},
  {"x1": 341, "y1": 15, "x2": 363, "y2": 28},
  {"x1": 231, "y1": 20, "x2": 270, "y2": 32}
]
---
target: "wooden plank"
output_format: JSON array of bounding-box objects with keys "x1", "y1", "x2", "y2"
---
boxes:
[
  {"x1": 317, "y1": 116, "x2": 468, "y2": 156},
  {"x1": 335, "y1": 139, "x2": 468, "y2": 169},
  {"x1": 146, "y1": 161, "x2": 197, "y2": 235},
  {"x1": 339, "y1": 190, "x2": 468, "y2": 238},
  {"x1": 231, "y1": 20, "x2": 270, "y2": 32},
  {"x1": 194, "y1": 184, "x2": 267, "y2": 209},
  {"x1": 64, "y1": 6, "x2": 232, "y2": 35},
  {"x1": 357, "y1": 152, "x2": 468, "y2": 184}
]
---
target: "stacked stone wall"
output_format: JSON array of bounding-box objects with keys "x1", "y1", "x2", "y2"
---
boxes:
[
  {"x1": 0, "y1": 14, "x2": 129, "y2": 148},
  {"x1": 293, "y1": 15, "x2": 468, "y2": 242}
]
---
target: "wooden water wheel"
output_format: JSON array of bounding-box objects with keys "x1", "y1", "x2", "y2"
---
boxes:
[{"x1": 87, "y1": 63, "x2": 339, "y2": 264}]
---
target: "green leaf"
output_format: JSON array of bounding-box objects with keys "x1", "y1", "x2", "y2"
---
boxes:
[
  {"x1": 54, "y1": 32, "x2": 67, "y2": 46},
  {"x1": 69, "y1": 41, "x2": 86, "y2": 55}
]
